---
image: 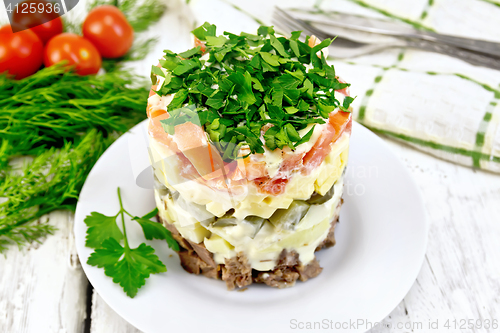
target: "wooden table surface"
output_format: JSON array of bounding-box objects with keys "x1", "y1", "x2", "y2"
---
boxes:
[
  {"x1": 1, "y1": 133, "x2": 499, "y2": 333},
  {"x1": 2, "y1": 0, "x2": 500, "y2": 330}
]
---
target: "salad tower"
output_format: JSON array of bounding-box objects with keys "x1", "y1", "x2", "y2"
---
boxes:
[{"x1": 147, "y1": 23, "x2": 353, "y2": 289}]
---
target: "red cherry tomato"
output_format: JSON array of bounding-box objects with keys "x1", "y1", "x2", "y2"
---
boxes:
[
  {"x1": 0, "y1": 25, "x2": 43, "y2": 79},
  {"x1": 12, "y1": 0, "x2": 63, "y2": 44},
  {"x1": 44, "y1": 33, "x2": 102, "y2": 75},
  {"x1": 82, "y1": 5, "x2": 134, "y2": 58}
]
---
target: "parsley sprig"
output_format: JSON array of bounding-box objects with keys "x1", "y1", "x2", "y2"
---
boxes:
[
  {"x1": 151, "y1": 23, "x2": 354, "y2": 160},
  {"x1": 85, "y1": 188, "x2": 179, "y2": 298}
]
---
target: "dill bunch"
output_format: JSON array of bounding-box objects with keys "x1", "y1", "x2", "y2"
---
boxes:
[
  {"x1": 0, "y1": 65, "x2": 148, "y2": 169},
  {"x1": 116, "y1": 0, "x2": 167, "y2": 33},
  {"x1": 0, "y1": 66, "x2": 150, "y2": 252},
  {"x1": 0, "y1": 0, "x2": 165, "y2": 253},
  {"x1": 87, "y1": 0, "x2": 166, "y2": 32},
  {"x1": 0, "y1": 130, "x2": 111, "y2": 252}
]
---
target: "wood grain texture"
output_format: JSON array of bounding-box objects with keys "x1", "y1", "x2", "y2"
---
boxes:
[
  {"x1": 0, "y1": 211, "x2": 88, "y2": 333},
  {"x1": 90, "y1": 293, "x2": 141, "y2": 333},
  {"x1": 367, "y1": 138, "x2": 500, "y2": 333}
]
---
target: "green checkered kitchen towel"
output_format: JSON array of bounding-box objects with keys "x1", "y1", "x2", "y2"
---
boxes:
[{"x1": 187, "y1": 0, "x2": 500, "y2": 173}]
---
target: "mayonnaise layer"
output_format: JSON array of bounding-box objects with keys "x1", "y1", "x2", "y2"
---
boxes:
[
  {"x1": 156, "y1": 174, "x2": 344, "y2": 271},
  {"x1": 153, "y1": 138, "x2": 349, "y2": 271},
  {"x1": 149, "y1": 130, "x2": 350, "y2": 220}
]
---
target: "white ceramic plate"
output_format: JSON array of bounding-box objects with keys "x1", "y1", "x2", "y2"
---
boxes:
[{"x1": 75, "y1": 120, "x2": 428, "y2": 333}]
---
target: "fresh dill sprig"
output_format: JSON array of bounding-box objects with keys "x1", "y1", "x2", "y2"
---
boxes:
[
  {"x1": 0, "y1": 65, "x2": 148, "y2": 164},
  {"x1": 0, "y1": 130, "x2": 111, "y2": 253},
  {"x1": 117, "y1": 0, "x2": 166, "y2": 32},
  {"x1": 87, "y1": 0, "x2": 166, "y2": 32},
  {"x1": 0, "y1": 0, "x2": 166, "y2": 254},
  {"x1": 0, "y1": 66, "x2": 151, "y2": 252}
]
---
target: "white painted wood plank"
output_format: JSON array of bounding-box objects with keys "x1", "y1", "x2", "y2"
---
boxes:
[
  {"x1": 90, "y1": 292, "x2": 142, "y2": 333},
  {"x1": 0, "y1": 211, "x2": 88, "y2": 333},
  {"x1": 368, "y1": 138, "x2": 500, "y2": 332}
]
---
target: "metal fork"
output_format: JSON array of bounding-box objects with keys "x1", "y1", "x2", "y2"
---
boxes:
[{"x1": 272, "y1": 7, "x2": 500, "y2": 70}]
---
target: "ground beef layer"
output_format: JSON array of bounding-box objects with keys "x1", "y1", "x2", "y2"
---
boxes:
[{"x1": 157, "y1": 207, "x2": 340, "y2": 290}]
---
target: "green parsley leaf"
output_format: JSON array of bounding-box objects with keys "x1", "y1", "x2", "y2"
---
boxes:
[
  {"x1": 133, "y1": 216, "x2": 180, "y2": 251},
  {"x1": 318, "y1": 101, "x2": 335, "y2": 118},
  {"x1": 249, "y1": 53, "x2": 262, "y2": 69},
  {"x1": 84, "y1": 212, "x2": 123, "y2": 249},
  {"x1": 206, "y1": 36, "x2": 227, "y2": 47},
  {"x1": 340, "y1": 96, "x2": 355, "y2": 112},
  {"x1": 192, "y1": 22, "x2": 216, "y2": 40},
  {"x1": 295, "y1": 125, "x2": 316, "y2": 147},
  {"x1": 268, "y1": 104, "x2": 285, "y2": 120},
  {"x1": 284, "y1": 123, "x2": 301, "y2": 141},
  {"x1": 260, "y1": 52, "x2": 281, "y2": 66},
  {"x1": 172, "y1": 59, "x2": 200, "y2": 76},
  {"x1": 87, "y1": 238, "x2": 124, "y2": 268},
  {"x1": 234, "y1": 127, "x2": 264, "y2": 154},
  {"x1": 290, "y1": 31, "x2": 302, "y2": 40},
  {"x1": 289, "y1": 39, "x2": 301, "y2": 58},
  {"x1": 128, "y1": 243, "x2": 167, "y2": 274},
  {"x1": 227, "y1": 71, "x2": 256, "y2": 105},
  {"x1": 103, "y1": 243, "x2": 166, "y2": 298},
  {"x1": 264, "y1": 126, "x2": 279, "y2": 150},
  {"x1": 251, "y1": 77, "x2": 264, "y2": 92},
  {"x1": 257, "y1": 25, "x2": 274, "y2": 37},
  {"x1": 151, "y1": 66, "x2": 165, "y2": 78},
  {"x1": 206, "y1": 91, "x2": 226, "y2": 109},
  {"x1": 85, "y1": 188, "x2": 177, "y2": 298},
  {"x1": 178, "y1": 46, "x2": 201, "y2": 59},
  {"x1": 298, "y1": 99, "x2": 310, "y2": 111},
  {"x1": 103, "y1": 249, "x2": 149, "y2": 298},
  {"x1": 142, "y1": 207, "x2": 159, "y2": 220},
  {"x1": 310, "y1": 38, "x2": 332, "y2": 55},
  {"x1": 275, "y1": 127, "x2": 292, "y2": 148},
  {"x1": 198, "y1": 109, "x2": 218, "y2": 125},
  {"x1": 270, "y1": 35, "x2": 289, "y2": 58},
  {"x1": 167, "y1": 89, "x2": 188, "y2": 110}
]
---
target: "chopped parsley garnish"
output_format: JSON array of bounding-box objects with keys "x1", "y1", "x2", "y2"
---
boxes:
[{"x1": 151, "y1": 23, "x2": 353, "y2": 160}]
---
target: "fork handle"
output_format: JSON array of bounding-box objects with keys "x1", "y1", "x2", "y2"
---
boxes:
[
  {"x1": 405, "y1": 39, "x2": 500, "y2": 71},
  {"x1": 413, "y1": 32, "x2": 500, "y2": 58}
]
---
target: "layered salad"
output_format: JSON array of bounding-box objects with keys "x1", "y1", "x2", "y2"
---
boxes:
[{"x1": 147, "y1": 23, "x2": 353, "y2": 289}]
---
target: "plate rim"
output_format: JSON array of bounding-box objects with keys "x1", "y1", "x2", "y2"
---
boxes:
[{"x1": 74, "y1": 120, "x2": 429, "y2": 333}]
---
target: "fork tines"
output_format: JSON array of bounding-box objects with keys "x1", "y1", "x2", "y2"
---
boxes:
[{"x1": 272, "y1": 7, "x2": 330, "y2": 41}]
